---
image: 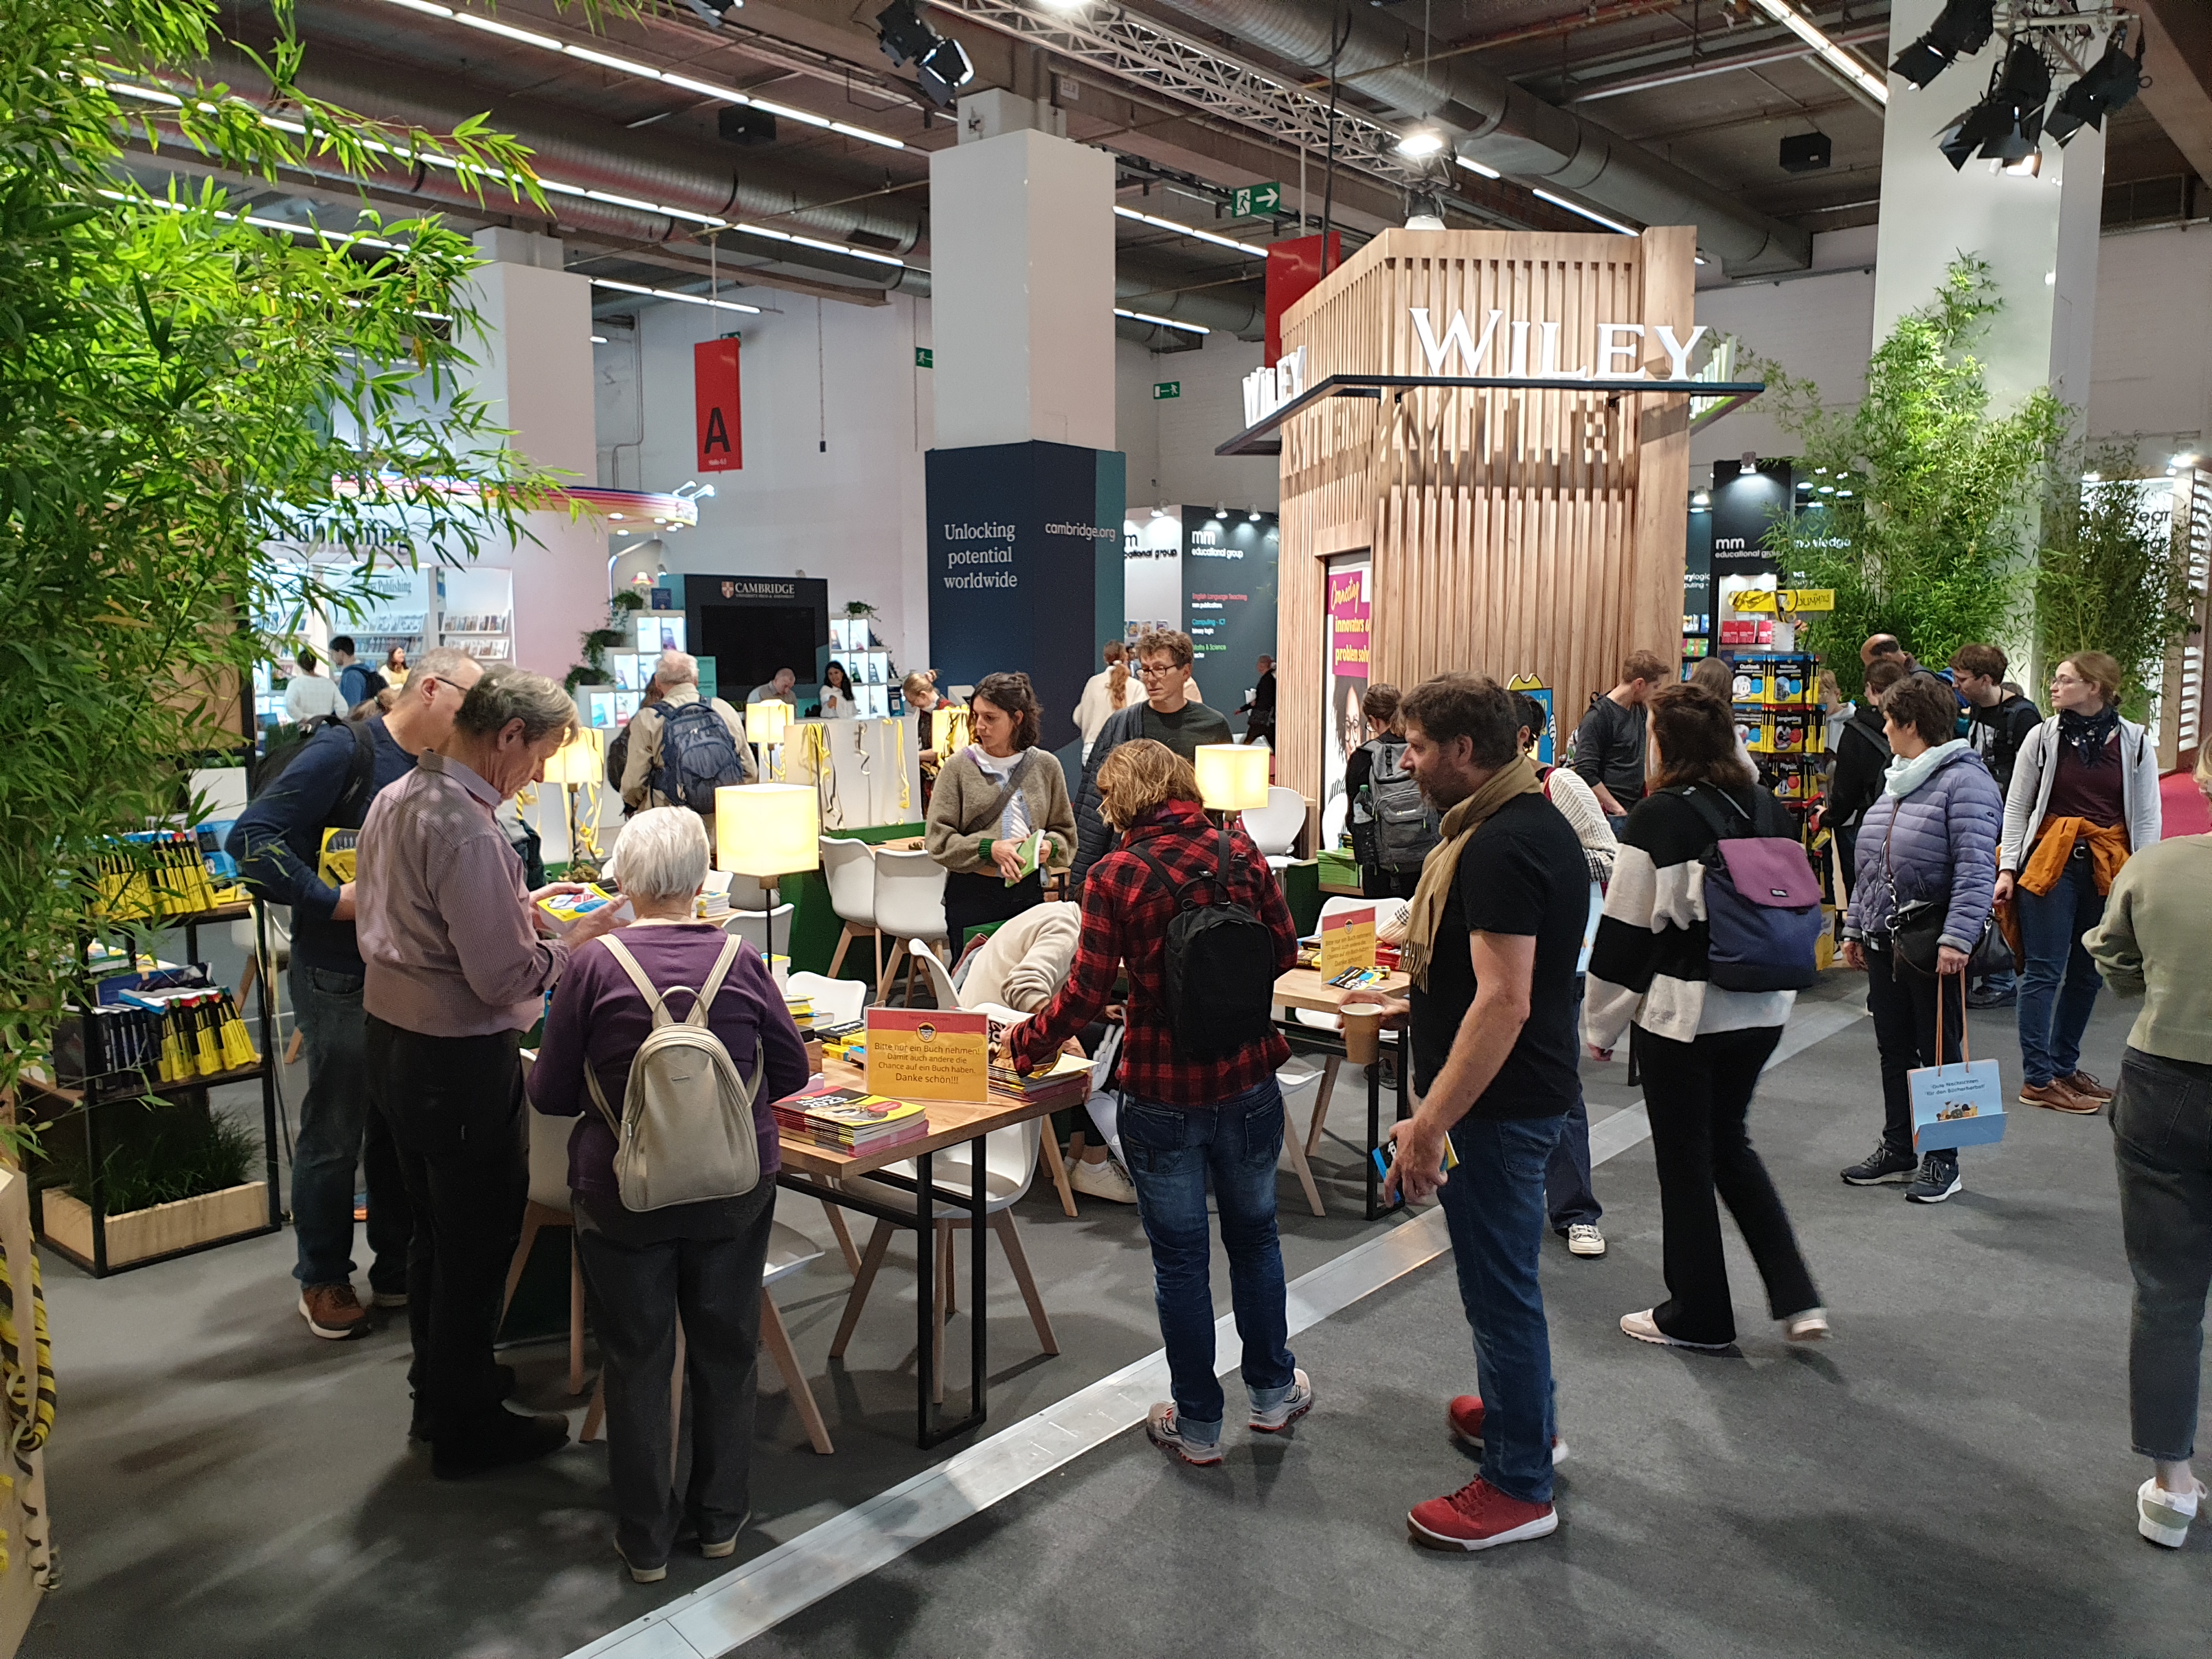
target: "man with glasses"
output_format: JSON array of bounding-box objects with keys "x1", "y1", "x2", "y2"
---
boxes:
[
  {"x1": 230, "y1": 647, "x2": 484, "y2": 1341},
  {"x1": 1070, "y1": 629, "x2": 1233, "y2": 885}
]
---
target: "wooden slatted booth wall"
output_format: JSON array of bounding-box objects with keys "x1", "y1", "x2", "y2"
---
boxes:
[{"x1": 1274, "y1": 225, "x2": 1696, "y2": 816}]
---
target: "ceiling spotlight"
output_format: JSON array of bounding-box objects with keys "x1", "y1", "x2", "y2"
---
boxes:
[
  {"x1": 1248, "y1": 511, "x2": 1262, "y2": 521},
  {"x1": 1797, "y1": 481, "x2": 1813, "y2": 491},
  {"x1": 1404, "y1": 185, "x2": 1448, "y2": 230},
  {"x1": 1819, "y1": 484, "x2": 1836, "y2": 494},
  {"x1": 876, "y1": 0, "x2": 972, "y2": 107},
  {"x1": 1214, "y1": 505, "x2": 1227, "y2": 519},
  {"x1": 680, "y1": 0, "x2": 741, "y2": 24},
  {"x1": 1740, "y1": 452, "x2": 1758, "y2": 476},
  {"x1": 1691, "y1": 491, "x2": 1711, "y2": 506},
  {"x1": 1836, "y1": 489, "x2": 1854, "y2": 498},
  {"x1": 1935, "y1": 41, "x2": 2050, "y2": 173},
  {"x1": 1891, "y1": 0, "x2": 1995, "y2": 90},
  {"x1": 2046, "y1": 23, "x2": 2145, "y2": 146},
  {"x1": 2173, "y1": 452, "x2": 2201, "y2": 470},
  {"x1": 1396, "y1": 127, "x2": 1446, "y2": 159}
]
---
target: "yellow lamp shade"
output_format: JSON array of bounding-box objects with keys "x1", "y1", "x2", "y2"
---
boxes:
[
  {"x1": 1195, "y1": 743, "x2": 1270, "y2": 811},
  {"x1": 541, "y1": 725, "x2": 604, "y2": 786},
  {"x1": 745, "y1": 699, "x2": 790, "y2": 746},
  {"x1": 714, "y1": 782, "x2": 820, "y2": 878}
]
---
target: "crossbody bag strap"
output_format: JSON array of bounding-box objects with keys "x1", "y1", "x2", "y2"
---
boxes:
[{"x1": 968, "y1": 751, "x2": 1030, "y2": 837}]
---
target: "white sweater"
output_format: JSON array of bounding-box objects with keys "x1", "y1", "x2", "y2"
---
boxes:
[{"x1": 1999, "y1": 715, "x2": 2162, "y2": 872}]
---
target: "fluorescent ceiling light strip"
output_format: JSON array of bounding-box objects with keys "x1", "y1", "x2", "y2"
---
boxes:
[
  {"x1": 99, "y1": 187, "x2": 400, "y2": 249},
  {"x1": 591, "y1": 276, "x2": 760, "y2": 314},
  {"x1": 1532, "y1": 187, "x2": 1639, "y2": 236},
  {"x1": 1454, "y1": 154, "x2": 1502, "y2": 179},
  {"x1": 371, "y1": 0, "x2": 904, "y2": 148},
  {"x1": 1114, "y1": 205, "x2": 1267, "y2": 258},
  {"x1": 1116, "y1": 307, "x2": 1209, "y2": 336},
  {"x1": 1746, "y1": 0, "x2": 1888, "y2": 104}
]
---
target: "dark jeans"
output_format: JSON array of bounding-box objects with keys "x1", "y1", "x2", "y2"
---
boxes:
[
  {"x1": 289, "y1": 961, "x2": 410, "y2": 1293},
  {"x1": 942, "y1": 868, "x2": 1041, "y2": 954},
  {"x1": 576, "y1": 1184, "x2": 776, "y2": 1567},
  {"x1": 364, "y1": 1018, "x2": 527, "y2": 1436},
  {"x1": 2109, "y1": 1047, "x2": 2212, "y2": 1462},
  {"x1": 1864, "y1": 946, "x2": 1966, "y2": 1158},
  {"x1": 2016, "y1": 845, "x2": 2108, "y2": 1086},
  {"x1": 1438, "y1": 1114, "x2": 1563, "y2": 1504},
  {"x1": 1547, "y1": 978, "x2": 1600, "y2": 1229},
  {"x1": 1119, "y1": 1080, "x2": 1297, "y2": 1437},
  {"x1": 1639, "y1": 1024, "x2": 1820, "y2": 1346}
]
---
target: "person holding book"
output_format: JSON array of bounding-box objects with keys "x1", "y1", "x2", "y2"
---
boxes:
[
  {"x1": 923, "y1": 671, "x2": 1076, "y2": 951},
  {"x1": 527, "y1": 807, "x2": 810, "y2": 1581}
]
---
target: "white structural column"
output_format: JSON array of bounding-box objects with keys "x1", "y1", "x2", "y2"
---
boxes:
[
  {"x1": 1872, "y1": 1, "x2": 2106, "y2": 417},
  {"x1": 929, "y1": 125, "x2": 1116, "y2": 448},
  {"x1": 456, "y1": 227, "x2": 606, "y2": 680}
]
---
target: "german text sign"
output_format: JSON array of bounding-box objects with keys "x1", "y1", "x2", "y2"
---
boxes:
[
  {"x1": 866, "y1": 1008, "x2": 989, "y2": 1104},
  {"x1": 1317, "y1": 905, "x2": 1377, "y2": 980}
]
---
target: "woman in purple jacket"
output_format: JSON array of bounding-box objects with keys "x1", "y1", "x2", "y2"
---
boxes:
[
  {"x1": 1840, "y1": 676, "x2": 2005, "y2": 1205},
  {"x1": 529, "y1": 808, "x2": 810, "y2": 1583}
]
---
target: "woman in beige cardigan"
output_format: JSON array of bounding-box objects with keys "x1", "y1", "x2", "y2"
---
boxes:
[{"x1": 924, "y1": 671, "x2": 1077, "y2": 950}]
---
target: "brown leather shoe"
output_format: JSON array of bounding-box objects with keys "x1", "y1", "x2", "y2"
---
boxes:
[
  {"x1": 298, "y1": 1283, "x2": 369, "y2": 1340},
  {"x1": 2061, "y1": 1069, "x2": 2114, "y2": 1101},
  {"x1": 2018, "y1": 1080, "x2": 2099, "y2": 1115}
]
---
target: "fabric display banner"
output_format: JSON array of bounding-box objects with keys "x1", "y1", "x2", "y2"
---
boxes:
[
  {"x1": 693, "y1": 338, "x2": 742, "y2": 473},
  {"x1": 925, "y1": 440, "x2": 1127, "y2": 758},
  {"x1": 1182, "y1": 510, "x2": 1278, "y2": 731},
  {"x1": 866, "y1": 1008, "x2": 990, "y2": 1104},
  {"x1": 1321, "y1": 556, "x2": 1373, "y2": 854}
]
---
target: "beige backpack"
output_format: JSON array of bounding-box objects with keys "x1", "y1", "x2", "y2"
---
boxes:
[{"x1": 584, "y1": 934, "x2": 763, "y2": 1211}]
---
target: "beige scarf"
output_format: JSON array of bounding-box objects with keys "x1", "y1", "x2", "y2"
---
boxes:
[{"x1": 1400, "y1": 751, "x2": 1544, "y2": 989}]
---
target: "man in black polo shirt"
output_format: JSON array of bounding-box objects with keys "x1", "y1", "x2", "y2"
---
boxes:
[
  {"x1": 1572, "y1": 648, "x2": 1667, "y2": 824},
  {"x1": 1374, "y1": 673, "x2": 1588, "y2": 1554}
]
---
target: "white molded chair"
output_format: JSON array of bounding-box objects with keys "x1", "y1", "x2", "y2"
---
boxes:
[
  {"x1": 872, "y1": 850, "x2": 949, "y2": 1005},
  {"x1": 1241, "y1": 786, "x2": 1306, "y2": 871},
  {"x1": 783, "y1": 970, "x2": 866, "y2": 1029},
  {"x1": 819, "y1": 836, "x2": 881, "y2": 983},
  {"x1": 913, "y1": 938, "x2": 960, "y2": 1012},
  {"x1": 916, "y1": 964, "x2": 1081, "y2": 1217},
  {"x1": 1281, "y1": 896, "x2": 1409, "y2": 1214},
  {"x1": 720, "y1": 902, "x2": 795, "y2": 970},
  {"x1": 827, "y1": 1118, "x2": 1058, "y2": 1402},
  {"x1": 503, "y1": 1052, "x2": 587, "y2": 1396}
]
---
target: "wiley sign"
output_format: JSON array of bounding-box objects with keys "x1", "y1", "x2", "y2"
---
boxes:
[{"x1": 1407, "y1": 309, "x2": 1709, "y2": 381}]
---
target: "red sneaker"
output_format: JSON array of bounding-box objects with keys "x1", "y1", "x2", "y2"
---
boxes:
[
  {"x1": 1445, "y1": 1396, "x2": 1568, "y2": 1464},
  {"x1": 1409, "y1": 1476, "x2": 1559, "y2": 1552}
]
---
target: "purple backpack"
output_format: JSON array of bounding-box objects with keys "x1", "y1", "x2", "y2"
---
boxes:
[{"x1": 1674, "y1": 786, "x2": 1823, "y2": 992}]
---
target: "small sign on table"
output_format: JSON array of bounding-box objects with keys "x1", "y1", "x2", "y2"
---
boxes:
[
  {"x1": 866, "y1": 1008, "x2": 989, "y2": 1104},
  {"x1": 1317, "y1": 905, "x2": 1377, "y2": 981}
]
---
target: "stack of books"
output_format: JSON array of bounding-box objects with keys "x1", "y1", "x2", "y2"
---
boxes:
[
  {"x1": 772, "y1": 1085, "x2": 929, "y2": 1154},
  {"x1": 988, "y1": 1050, "x2": 1094, "y2": 1111}
]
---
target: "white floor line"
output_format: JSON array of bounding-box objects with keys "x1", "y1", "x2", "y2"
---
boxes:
[{"x1": 559, "y1": 996, "x2": 1867, "y2": 1659}]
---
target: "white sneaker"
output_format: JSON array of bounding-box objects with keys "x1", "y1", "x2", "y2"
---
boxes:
[
  {"x1": 1146, "y1": 1402, "x2": 1223, "y2": 1465},
  {"x1": 1249, "y1": 1368, "x2": 1313, "y2": 1433},
  {"x1": 1068, "y1": 1155, "x2": 1137, "y2": 1204},
  {"x1": 1782, "y1": 1307, "x2": 1831, "y2": 1343},
  {"x1": 1564, "y1": 1223, "x2": 1606, "y2": 1258},
  {"x1": 2139, "y1": 1476, "x2": 2205, "y2": 1548},
  {"x1": 1620, "y1": 1308, "x2": 1730, "y2": 1351}
]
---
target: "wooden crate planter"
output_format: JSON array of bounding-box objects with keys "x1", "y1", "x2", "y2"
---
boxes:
[{"x1": 41, "y1": 1181, "x2": 268, "y2": 1271}]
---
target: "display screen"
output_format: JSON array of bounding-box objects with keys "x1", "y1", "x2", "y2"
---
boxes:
[{"x1": 698, "y1": 603, "x2": 818, "y2": 698}]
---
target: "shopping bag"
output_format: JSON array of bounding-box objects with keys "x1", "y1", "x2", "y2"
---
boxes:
[{"x1": 1909, "y1": 986, "x2": 2007, "y2": 1153}]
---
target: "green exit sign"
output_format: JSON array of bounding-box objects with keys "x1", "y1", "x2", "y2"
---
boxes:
[
  {"x1": 1153, "y1": 381, "x2": 1181, "y2": 400},
  {"x1": 914, "y1": 346, "x2": 933, "y2": 368},
  {"x1": 1231, "y1": 182, "x2": 1281, "y2": 217}
]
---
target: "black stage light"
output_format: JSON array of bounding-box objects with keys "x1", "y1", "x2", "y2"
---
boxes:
[
  {"x1": 1779, "y1": 131, "x2": 1832, "y2": 173},
  {"x1": 1891, "y1": 0, "x2": 1996, "y2": 90},
  {"x1": 876, "y1": 0, "x2": 972, "y2": 108},
  {"x1": 916, "y1": 35, "x2": 975, "y2": 106},
  {"x1": 2046, "y1": 23, "x2": 2144, "y2": 145},
  {"x1": 1934, "y1": 40, "x2": 2050, "y2": 172},
  {"x1": 680, "y1": 0, "x2": 738, "y2": 26},
  {"x1": 717, "y1": 106, "x2": 777, "y2": 145},
  {"x1": 876, "y1": 1, "x2": 938, "y2": 69}
]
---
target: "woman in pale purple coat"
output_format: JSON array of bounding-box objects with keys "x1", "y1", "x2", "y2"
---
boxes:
[{"x1": 1840, "y1": 675, "x2": 2004, "y2": 1205}]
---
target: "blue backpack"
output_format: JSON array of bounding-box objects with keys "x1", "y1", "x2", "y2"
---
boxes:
[
  {"x1": 651, "y1": 700, "x2": 748, "y2": 811},
  {"x1": 1673, "y1": 786, "x2": 1824, "y2": 992}
]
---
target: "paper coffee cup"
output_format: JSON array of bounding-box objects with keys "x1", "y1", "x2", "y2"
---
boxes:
[{"x1": 1340, "y1": 996, "x2": 1385, "y2": 1065}]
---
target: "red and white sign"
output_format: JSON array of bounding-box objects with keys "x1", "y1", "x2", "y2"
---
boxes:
[{"x1": 693, "y1": 337, "x2": 742, "y2": 472}]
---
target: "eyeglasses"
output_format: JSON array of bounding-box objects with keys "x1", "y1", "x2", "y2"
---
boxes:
[{"x1": 1137, "y1": 662, "x2": 1178, "y2": 678}]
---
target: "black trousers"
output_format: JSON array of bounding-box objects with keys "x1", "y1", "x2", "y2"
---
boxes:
[
  {"x1": 1639, "y1": 1023, "x2": 1820, "y2": 1346},
  {"x1": 1864, "y1": 946, "x2": 1966, "y2": 1158},
  {"x1": 577, "y1": 1184, "x2": 776, "y2": 1567},
  {"x1": 943, "y1": 867, "x2": 1041, "y2": 953},
  {"x1": 364, "y1": 1017, "x2": 527, "y2": 1437}
]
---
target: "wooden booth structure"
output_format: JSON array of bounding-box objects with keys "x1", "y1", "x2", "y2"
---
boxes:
[{"x1": 1224, "y1": 225, "x2": 1757, "y2": 839}]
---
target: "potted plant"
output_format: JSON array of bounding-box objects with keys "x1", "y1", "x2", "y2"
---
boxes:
[{"x1": 38, "y1": 1102, "x2": 267, "y2": 1270}]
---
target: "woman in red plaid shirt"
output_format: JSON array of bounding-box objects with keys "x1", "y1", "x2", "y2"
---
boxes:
[{"x1": 1005, "y1": 739, "x2": 1312, "y2": 1463}]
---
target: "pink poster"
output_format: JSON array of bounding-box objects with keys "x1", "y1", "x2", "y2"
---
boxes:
[{"x1": 1328, "y1": 571, "x2": 1370, "y2": 679}]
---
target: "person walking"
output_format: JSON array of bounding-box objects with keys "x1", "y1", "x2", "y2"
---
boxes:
[
  {"x1": 2085, "y1": 738, "x2": 2212, "y2": 1549},
  {"x1": 284, "y1": 647, "x2": 349, "y2": 724},
  {"x1": 1837, "y1": 675, "x2": 2005, "y2": 1203},
  {"x1": 1366, "y1": 674, "x2": 1588, "y2": 1552},
  {"x1": 1072, "y1": 642, "x2": 1135, "y2": 762},
  {"x1": 356, "y1": 667, "x2": 627, "y2": 1476},
  {"x1": 527, "y1": 808, "x2": 810, "y2": 1581},
  {"x1": 923, "y1": 671, "x2": 1076, "y2": 950},
  {"x1": 1346, "y1": 684, "x2": 1431, "y2": 902},
  {"x1": 1236, "y1": 654, "x2": 1277, "y2": 748},
  {"x1": 1950, "y1": 644, "x2": 2041, "y2": 1007},
  {"x1": 1585, "y1": 682, "x2": 1827, "y2": 1346},
  {"x1": 1514, "y1": 692, "x2": 1615, "y2": 1260},
  {"x1": 229, "y1": 647, "x2": 483, "y2": 1338},
  {"x1": 1070, "y1": 630, "x2": 1232, "y2": 885},
  {"x1": 1572, "y1": 649, "x2": 1668, "y2": 827},
  {"x1": 1998, "y1": 651, "x2": 2162, "y2": 1114},
  {"x1": 1003, "y1": 740, "x2": 1307, "y2": 1465},
  {"x1": 328, "y1": 635, "x2": 377, "y2": 709},
  {"x1": 620, "y1": 650, "x2": 756, "y2": 838}
]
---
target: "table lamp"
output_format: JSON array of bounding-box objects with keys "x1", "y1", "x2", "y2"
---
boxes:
[
  {"x1": 1194, "y1": 742, "x2": 1271, "y2": 812},
  {"x1": 714, "y1": 782, "x2": 820, "y2": 972},
  {"x1": 541, "y1": 726, "x2": 606, "y2": 877},
  {"x1": 930, "y1": 703, "x2": 970, "y2": 757}
]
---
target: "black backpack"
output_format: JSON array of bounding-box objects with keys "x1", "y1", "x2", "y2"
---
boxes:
[
  {"x1": 650, "y1": 699, "x2": 748, "y2": 811},
  {"x1": 250, "y1": 716, "x2": 376, "y2": 820},
  {"x1": 1367, "y1": 738, "x2": 1438, "y2": 872},
  {"x1": 1128, "y1": 822, "x2": 1279, "y2": 1062}
]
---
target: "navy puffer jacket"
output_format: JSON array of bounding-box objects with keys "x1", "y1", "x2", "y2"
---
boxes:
[{"x1": 1845, "y1": 743, "x2": 2004, "y2": 951}]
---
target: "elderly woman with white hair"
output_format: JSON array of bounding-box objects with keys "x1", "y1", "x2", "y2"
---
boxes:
[
  {"x1": 528, "y1": 807, "x2": 810, "y2": 1583},
  {"x1": 619, "y1": 648, "x2": 755, "y2": 826}
]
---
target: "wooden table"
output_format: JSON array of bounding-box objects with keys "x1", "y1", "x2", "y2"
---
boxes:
[
  {"x1": 1274, "y1": 966, "x2": 1412, "y2": 1221},
  {"x1": 776, "y1": 1058, "x2": 1065, "y2": 1448}
]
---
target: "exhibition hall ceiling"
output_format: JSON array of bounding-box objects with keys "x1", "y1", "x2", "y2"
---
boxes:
[{"x1": 120, "y1": 1, "x2": 2210, "y2": 332}]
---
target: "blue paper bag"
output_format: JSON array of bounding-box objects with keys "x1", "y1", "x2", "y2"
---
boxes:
[{"x1": 1910, "y1": 1055, "x2": 2007, "y2": 1152}]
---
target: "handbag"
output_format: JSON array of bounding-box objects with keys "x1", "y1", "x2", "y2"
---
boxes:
[
  {"x1": 1907, "y1": 988, "x2": 2007, "y2": 1153},
  {"x1": 1881, "y1": 811, "x2": 2001, "y2": 979}
]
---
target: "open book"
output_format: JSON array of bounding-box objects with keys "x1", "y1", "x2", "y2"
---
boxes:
[{"x1": 1003, "y1": 827, "x2": 1047, "y2": 887}]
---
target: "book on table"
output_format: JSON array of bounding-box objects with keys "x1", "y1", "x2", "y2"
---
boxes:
[{"x1": 772, "y1": 1085, "x2": 931, "y2": 1151}]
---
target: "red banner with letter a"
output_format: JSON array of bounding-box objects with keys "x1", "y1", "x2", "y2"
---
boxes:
[{"x1": 694, "y1": 337, "x2": 742, "y2": 471}]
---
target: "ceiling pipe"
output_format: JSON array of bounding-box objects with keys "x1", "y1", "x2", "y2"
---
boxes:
[{"x1": 1144, "y1": 0, "x2": 1812, "y2": 274}]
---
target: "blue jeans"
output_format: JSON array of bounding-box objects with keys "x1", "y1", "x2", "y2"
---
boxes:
[
  {"x1": 1545, "y1": 979, "x2": 1600, "y2": 1229},
  {"x1": 290, "y1": 960, "x2": 411, "y2": 1293},
  {"x1": 2015, "y1": 847, "x2": 2107, "y2": 1087},
  {"x1": 1438, "y1": 1114, "x2": 1565, "y2": 1504},
  {"x1": 1119, "y1": 1080, "x2": 1297, "y2": 1441}
]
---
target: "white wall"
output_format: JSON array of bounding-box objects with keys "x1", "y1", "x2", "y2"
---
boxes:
[{"x1": 1115, "y1": 332, "x2": 1280, "y2": 514}]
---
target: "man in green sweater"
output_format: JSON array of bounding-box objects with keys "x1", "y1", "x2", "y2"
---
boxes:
[{"x1": 1070, "y1": 629, "x2": 1232, "y2": 885}]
